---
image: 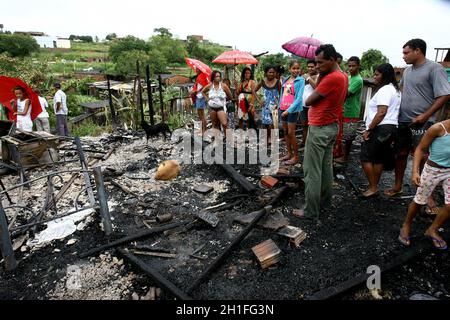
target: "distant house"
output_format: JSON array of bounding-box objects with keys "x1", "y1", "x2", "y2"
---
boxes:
[
  {"x1": 159, "y1": 74, "x2": 192, "y2": 86},
  {"x1": 74, "y1": 69, "x2": 106, "y2": 81},
  {"x1": 56, "y1": 38, "x2": 71, "y2": 49},
  {"x1": 187, "y1": 35, "x2": 204, "y2": 43},
  {"x1": 30, "y1": 34, "x2": 72, "y2": 49},
  {"x1": 15, "y1": 31, "x2": 45, "y2": 37}
]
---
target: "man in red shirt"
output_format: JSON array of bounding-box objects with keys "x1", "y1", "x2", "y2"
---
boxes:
[{"x1": 303, "y1": 44, "x2": 348, "y2": 219}]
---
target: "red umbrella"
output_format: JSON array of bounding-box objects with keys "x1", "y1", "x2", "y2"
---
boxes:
[
  {"x1": 213, "y1": 50, "x2": 259, "y2": 65},
  {"x1": 0, "y1": 76, "x2": 42, "y2": 121},
  {"x1": 282, "y1": 36, "x2": 322, "y2": 59},
  {"x1": 185, "y1": 57, "x2": 212, "y2": 78}
]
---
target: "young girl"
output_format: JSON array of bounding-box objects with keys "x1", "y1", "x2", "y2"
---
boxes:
[
  {"x1": 191, "y1": 69, "x2": 210, "y2": 135},
  {"x1": 399, "y1": 118, "x2": 450, "y2": 250},
  {"x1": 11, "y1": 86, "x2": 33, "y2": 132},
  {"x1": 202, "y1": 71, "x2": 233, "y2": 135},
  {"x1": 255, "y1": 66, "x2": 281, "y2": 145},
  {"x1": 236, "y1": 67, "x2": 257, "y2": 130},
  {"x1": 279, "y1": 61, "x2": 305, "y2": 165}
]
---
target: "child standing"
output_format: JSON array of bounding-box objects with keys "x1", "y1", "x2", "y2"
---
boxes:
[
  {"x1": 399, "y1": 118, "x2": 450, "y2": 250},
  {"x1": 11, "y1": 86, "x2": 33, "y2": 132},
  {"x1": 35, "y1": 89, "x2": 51, "y2": 133},
  {"x1": 255, "y1": 66, "x2": 281, "y2": 145},
  {"x1": 279, "y1": 61, "x2": 305, "y2": 165}
]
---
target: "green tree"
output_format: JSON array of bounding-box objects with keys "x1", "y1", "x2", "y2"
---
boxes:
[
  {"x1": 149, "y1": 35, "x2": 186, "y2": 65},
  {"x1": 106, "y1": 33, "x2": 117, "y2": 41},
  {"x1": 114, "y1": 50, "x2": 167, "y2": 76},
  {"x1": 153, "y1": 27, "x2": 173, "y2": 38},
  {"x1": 69, "y1": 35, "x2": 94, "y2": 43},
  {"x1": 0, "y1": 34, "x2": 40, "y2": 58},
  {"x1": 361, "y1": 49, "x2": 389, "y2": 74},
  {"x1": 0, "y1": 54, "x2": 50, "y2": 88},
  {"x1": 109, "y1": 36, "x2": 148, "y2": 63}
]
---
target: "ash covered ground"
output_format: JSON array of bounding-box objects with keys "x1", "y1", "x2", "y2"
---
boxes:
[{"x1": 0, "y1": 129, "x2": 448, "y2": 300}]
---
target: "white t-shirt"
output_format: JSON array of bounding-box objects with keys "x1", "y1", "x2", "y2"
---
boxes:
[
  {"x1": 37, "y1": 96, "x2": 49, "y2": 118},
  {"x1": 302, "y1": 83, "x2": 314, "y2": 107},
  {"x1": 53, "y1": 90, "x2": 68, "y2": 115},
  {"x1": 365, "y1": 84, "x2": 401, "y2": 128}
]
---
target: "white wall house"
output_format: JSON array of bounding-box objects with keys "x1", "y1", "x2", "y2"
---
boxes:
[{"x1": 32, "y1": 36, "x2": 71, "y2": 49}]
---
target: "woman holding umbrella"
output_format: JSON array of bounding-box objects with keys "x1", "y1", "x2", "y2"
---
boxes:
[
  {"x1": 186, "y1": 58, "x2": 212, "y2": 136},
  {"x1": 191, "y1": 69, "x2": 210, "y2": 135}
]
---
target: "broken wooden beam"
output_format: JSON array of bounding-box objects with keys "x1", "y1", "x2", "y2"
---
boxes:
[
  {"x1": 79, "y1": 221, "x2": 186, "y2": 258},
  {"x1": 187, "y1": 185, "x2": 290, "y2": 294},
  {"x1": 132, "y1": 250, "x2": 177, "y2": 259},
  {"x1": 305, "y1": 234, "x2": 441, "y2": 300},
  {"x1": 118, "y1": 248, "x2": 192, "y2": 300},
  {"x1": 219, "y1": 164, "x2": 257, "y2": 193},
  {"x1": 110, "y1": 180, "x2": 139, "y2": 198}
]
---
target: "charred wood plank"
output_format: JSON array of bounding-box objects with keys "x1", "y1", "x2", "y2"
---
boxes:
[
  {"x1": 118, "y1": 248, "x2": 192, "y2": 300},
  {"x1": 219, "y1": 164, "x2": 257, "y2": 193},
  {"x1": 79, "y1": 221, "x2": 186, "y2": 258},
  {"x1": 187, "y1": 186, "x2": 290, "y2": 294}
]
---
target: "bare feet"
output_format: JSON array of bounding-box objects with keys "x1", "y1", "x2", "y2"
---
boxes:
[
  {"x1": 362, "y1": 188, "x2": 379, "y2": 198},
  {"x1": 280, "y1": 154, "x2": 291, "y2": 161}
]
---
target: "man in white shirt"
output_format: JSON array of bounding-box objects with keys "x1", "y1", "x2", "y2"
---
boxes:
[
  {"x1": 52, "y1": 83, "x2": 69, "y2": 136},
  {"x1": 34, "y1": 89, "x2": 50, "y2": 133}
]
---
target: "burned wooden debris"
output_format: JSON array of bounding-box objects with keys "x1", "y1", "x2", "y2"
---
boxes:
[
  {"x1": 252, "y1": 239, "x2": 281, "y2": 269},
  {"x1": 277, "y1": 226, "x2": 308, "y2": 247}
]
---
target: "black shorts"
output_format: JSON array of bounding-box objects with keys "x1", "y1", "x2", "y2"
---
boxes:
[
  {"x1": 395, "y1": 121, "x2": 433, "y2": 153},
  {"x1": 360, "y1": 124, "x2": 397, "y2": 164}
]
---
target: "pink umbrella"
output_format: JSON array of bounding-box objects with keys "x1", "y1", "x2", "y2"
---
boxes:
[
  {"x1": 282, "y1": 36, "x2": 322, "y2": 59},
  {"x1": 185, "y1": 57, "x2": 212, "y2": 78},
  {"x1": 213, "y1": 50, "x2": 259, "y2": 65}
]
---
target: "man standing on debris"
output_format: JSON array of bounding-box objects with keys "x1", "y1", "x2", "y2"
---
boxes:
[
  {"x1": 336, "y1": 56, "x2": 363, "y2": 163},
  {"x1": 52, "y1": 83, "x2": 70, "y2": 137},
  {"x1": 303, "y1": 44, "x2": 348, "y2": 219},
  {"x1": 385, "y1": 39, "x2": 450, "y2": 215},
  {"x1": 34, "y1": 89, "x2": 50, "y2": 133}
]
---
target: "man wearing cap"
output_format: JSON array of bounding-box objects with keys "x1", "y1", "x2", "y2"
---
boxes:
[{"x1": 53, "y1": 83, "x2": 69, "y2": 136}]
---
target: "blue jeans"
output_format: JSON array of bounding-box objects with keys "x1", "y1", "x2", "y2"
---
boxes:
[{"x1": 56, "y1": 114, "x2": 70, "y2": 136}]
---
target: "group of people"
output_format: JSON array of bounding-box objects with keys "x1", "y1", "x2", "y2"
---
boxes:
[
  {"x1": 191, "y1": 38, "x2": 450, "y2": 250},
  {"x1": 5, "y1": 83, "x2": 70, "y2": 136}
]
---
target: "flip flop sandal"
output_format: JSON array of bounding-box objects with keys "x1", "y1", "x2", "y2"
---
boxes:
[
  {"x1": 398, "y1": 234, "x2": 411, "y2": 246},
  {"x1": 384, "y1": 189, "x2": 403, "y2": 197},
  {"x1": 425, "y1": 206, "x2": 440, "y2": 215},
  {"x1": 425, "y1": 235, "x2": 448, "y2": 250},
  {"x1": 284, "y1": 159, "x2": 299, "y2": 166}
]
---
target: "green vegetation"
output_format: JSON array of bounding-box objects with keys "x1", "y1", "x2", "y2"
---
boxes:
[
  {"x1": 70, "y1": 119, "x2": 113, "y2": 137},
  {"x1": 0, "y1": 34, "x2": 40, "y2": 57},
  {"x1": 361, "y1": 49, "x2": 389, "y2": 77}
]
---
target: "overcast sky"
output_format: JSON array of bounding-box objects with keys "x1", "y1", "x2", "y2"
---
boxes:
[{"x1": 2, "y1": 0, "x2": 449, "y2": 67}]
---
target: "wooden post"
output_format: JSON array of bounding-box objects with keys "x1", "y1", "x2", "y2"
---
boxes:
[
  {"x1": 136, "y1": 61, "x2": 145, "y2": 124},
  {"x1": 106, "y1": 75, "x2": 117, "y2": 128},
  {"x1": 145, "y1": 65, "x2": 155, "y2": 125},
  {"x1": 0, "y1": 201, "x2": 17, "y2": 271},
  {"x1": 158, "y1": 74, "x2": 165, "y2": 123}
]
